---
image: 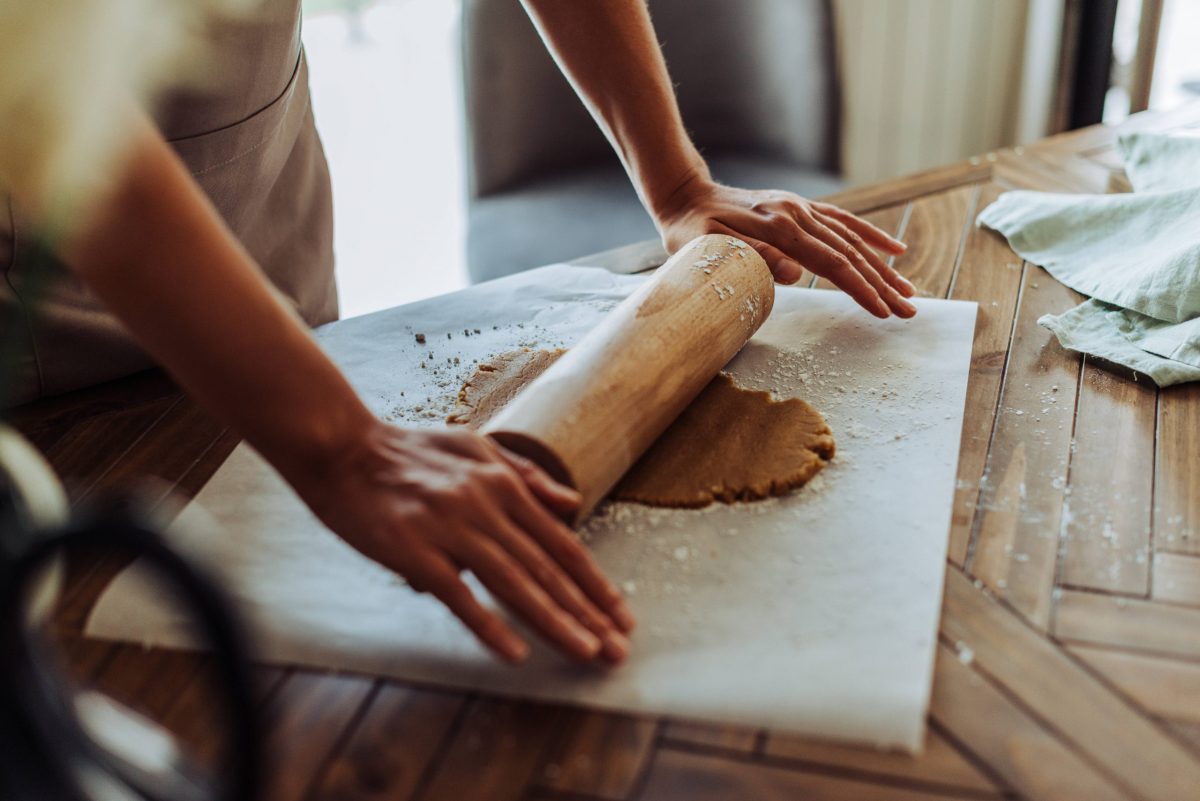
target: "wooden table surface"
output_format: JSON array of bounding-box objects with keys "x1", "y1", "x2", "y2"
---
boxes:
[{"x1": 14, "y1": 103, "x2": 1200, "y2": 801}]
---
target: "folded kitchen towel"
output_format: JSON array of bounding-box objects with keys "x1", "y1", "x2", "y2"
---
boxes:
[{"x1": 976, "y1": 131, "x2": 1200, "y2": 385}]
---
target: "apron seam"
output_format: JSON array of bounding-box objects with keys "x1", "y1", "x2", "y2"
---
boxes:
[
  {"x1": 188, "y1": 48, "x2": 308, "y2": 178},
  {"x1": 169, "y1": 43, "x2": 305, "y2": 145},
  {"x1": 190, "y1": 91, "x2": 310, "y2": 178},
  {"x1": 2, "y1": 201, "x2": 46, "y2": 399}
]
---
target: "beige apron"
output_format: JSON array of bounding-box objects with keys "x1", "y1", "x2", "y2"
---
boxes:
[{"x1": 1, "y1": 0, "x2": 337, "y2": 405}]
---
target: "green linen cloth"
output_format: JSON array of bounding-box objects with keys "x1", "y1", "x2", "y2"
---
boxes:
[{"x1": 977, "y1": 131, "x2": 1200, "y2": 385}]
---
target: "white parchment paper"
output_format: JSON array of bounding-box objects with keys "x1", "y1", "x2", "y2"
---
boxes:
[{"x1": 86, "y1": 265, "x2": 976, "y2": 752}]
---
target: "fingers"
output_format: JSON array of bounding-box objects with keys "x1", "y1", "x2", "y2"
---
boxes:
[
  {"x1": 814, "y1": 210, "x2": 915, "y2": 300},
  {"x1": 461, "y1": 535, "x2": 612, "y2": 663},
  {"x1": 809, "y1": 213, "x2": 917, "y2": 318},
  {"x1": 493, "y1": 444, "x2": 581, "y2": 521},
  {"x1": 507, "y1": 492, "x2": 635, "y2": 634},
  {"x1": 488, "y1": 440, "x2": 632, "y2": 635},
  {"x1": 813, "y1": 202, "x2": 907, "y2": 254},
  {"x1": 708, "y1": 220, "x2": 805, "y2": 285},
  {"x1": 484, "y1": 512, "x2": 630, "y2": 663},
  {"x1": 413, "y1": 552, "x2": 530, "y2": 664},
  {"x1": 763, "y1": 221, "x2": 891, "y2": 317}
]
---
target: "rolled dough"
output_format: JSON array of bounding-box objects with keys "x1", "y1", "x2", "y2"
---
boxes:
[{"x1": 448, "y1": 349, "x2": 835, "y2": 508}]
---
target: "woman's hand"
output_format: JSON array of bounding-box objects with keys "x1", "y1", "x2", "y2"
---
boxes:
[
  {"x1": 655, "y1": 177, "x2": 918, "y2": 319},
  {"x1": 293, "y1": 421, "x2": 634, "y2": 665}
]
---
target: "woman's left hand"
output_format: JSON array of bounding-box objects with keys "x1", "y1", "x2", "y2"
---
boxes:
[{"x1": 654, "y1": 177, "x2": 918, "y2": 319}]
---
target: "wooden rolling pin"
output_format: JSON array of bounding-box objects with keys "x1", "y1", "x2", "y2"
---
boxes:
[{"x1": 483, "y1": 234, "x2": 775, "y2": 523}]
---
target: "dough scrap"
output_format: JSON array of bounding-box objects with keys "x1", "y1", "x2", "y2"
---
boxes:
[
  {"x1": 445, "y1": 348, "x2": 567, "y2": 428},
  {"x1": 448, "y1": 349, "x2": 835, "y2": 508}
]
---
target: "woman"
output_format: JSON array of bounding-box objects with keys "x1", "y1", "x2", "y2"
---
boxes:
[{"x1": 1, "y1": 0, "x2": 914, "y2": 665}]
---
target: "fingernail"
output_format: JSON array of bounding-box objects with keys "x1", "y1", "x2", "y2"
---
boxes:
[
  {"x1": 901, "y1": 299, "x2": 918, "y2": 316},
  {"x1": 570, "y1": 624, "x2": 603, "y2": 657},
  {"x1": 602, "y1": 631, "x2": 630, "y2": 662},
  {"x1": 874, "y1": 299, "x2": 891, "y2": 318},
  {"x1": 503, "y1": 635, "x2": 529, "y2": 663},
  {"x1": 611, "y1": 600, "x2": 636, "y2": 633}
]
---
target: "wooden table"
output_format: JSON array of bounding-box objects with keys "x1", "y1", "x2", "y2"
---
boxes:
[{"x1": 14, "y1": 103, "x2": 1200, "y2": 801}]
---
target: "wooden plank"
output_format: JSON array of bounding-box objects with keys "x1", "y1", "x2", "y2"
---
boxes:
[
  {"x1": 637, "y1": 747, "x2": 985, "y2": 801},
  {"x1": 661, "y1": 720, "x2": 758, "y2": 753},
  {"x1": 929, "y1": 643, "x2": 1124, "y2": 801},
  {"x1": 260, "y1": 672, "x2": 376, "y2": 801},
  {"x1": 1155, "y1": 382, "x2": 1200, "y2": 555},
  {"x1": 90, "y1": 644, "x2": 207, "y2": 720},
  {"x1": 534, "y1": 709, "x2": 657, "y2": 800},
  {"x1": 8, "y1": 370, "x2": 179, "y2": 454},
  {"x1": 945, "y1": 183, "x2": 1024, "y2": 565},
  {"x1": 993, "y1": 148, "x2": 1114, "y2": 194},
  {"x1": 1055, "y1": 590, "x2": 1200, "y2": 661},
  {"x1": 44, "y1": 394, "x2": 180, "y2": 490},
  {"x1": 158, "y1": 663, "x2": 288, "y2": 768},
  {"x1": 763, "y1": 727, "x2": 998, "y2": 794},
  {"x1": 941, "y1": 568, "x2": 1200, "y2": 799},
  {"x1": 57, "y1": 633, "x2": 120, "y2": 682},
  {"x1": 309, "y1": 683, "x2": 465, "y2": 801},
  {"x1": 1060, "y1": 361, "x2": 1156, "y2": 595},
  {"x1": 879, "y1": 184, "x2": 976, "y2": 299},
  {"x1": 414, "y1": 698, "x2": 566, "y2": 801},
  {"x1": 1069, "y1": 644, "x2": 1200, "y2": 724},
  {"x1": 818, "y1": 159, "x2": 991, "y2": 216},
  {"x1": 80, "y1": 396, "x2": 225, "y2": 505},
  {"x1": 966, "y1": 265, "x2": 1083, "y2": 628},
  {"x1": 1154, "y1": 552, "x2": 1200, "y2": 606}
]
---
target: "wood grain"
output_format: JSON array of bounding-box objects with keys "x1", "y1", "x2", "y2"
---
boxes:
[
  {"x1": 533, "y1": 709, "x2": 657, "y2": 799},
  {"x1": 929, "y1": 643, "x2": 1125, "y2": 801},
  {"x1": 946, "y1": 183, "x2": 1025, "y2": 565},
  {"x1": 309, "y1": 684, "x2": 465, "y2": 801},
  {"x1": 413, "y1": 698, "x2": 566, "y2": 801},
  {"x1": 638, "y1": 747, "x2": 986, "y2": 801},
  {"x1": 941, "y1": 568, "x2": 1200, "y2": 800},
  {"x1": 1069, "y1": 644, "x2": 1200, "y2": 724},
  {"x1": 259, "y1": 672, "x2": 376, "y2": 801},
  {"x1": 966, "y1": 265, "x2": 1084, "y2": 628},
  {"x1": 1153, "y1": 553, "x2": 1200, "y2": 606},
  {"x1": 1060, "y1": 362, "x2": 1156, "y2": 595},
  {"x1": 1155, "y1": 382, "x2": 1200, "y2": 555},
  {"x1": 879, "y1": 184, "x2": 977, "y2": 298},
  {"x1": 661, "y1": 720, "x2": 759, "y2": 753},
  {"x1": 763, "y1": 727, "x2": 998, "y2": 794},
  {"x1": 1055, "y1": 590, "x2": 1200, "y2": 660}
]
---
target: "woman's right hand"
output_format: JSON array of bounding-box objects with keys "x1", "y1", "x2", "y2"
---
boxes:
[{"x1": 292, "y1": 421, "x2": 635, "y2": 665}]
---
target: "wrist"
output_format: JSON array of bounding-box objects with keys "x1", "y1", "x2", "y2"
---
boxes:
[
  {"x1": 646, "y1": 160, "x2": 716, "y2": 228},
  {"x1": 253, "y1": 396, "x2": 383, "y2": 495}
]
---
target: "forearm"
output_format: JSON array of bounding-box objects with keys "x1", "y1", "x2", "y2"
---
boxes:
[
  {"x1": 520, "y1": 0, "x2": 709, "y2": 220},
  {"x1": 57, "y1": 116, "x2": 374, "y2": 485}
]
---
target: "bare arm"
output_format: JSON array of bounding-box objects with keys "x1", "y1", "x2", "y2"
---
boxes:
[
  {"x1": 43, "y1": 114, "x2": 633, "y2": 664},
  {"x1": 522, "y1": 0, "x2": 917, "y2": 318}
]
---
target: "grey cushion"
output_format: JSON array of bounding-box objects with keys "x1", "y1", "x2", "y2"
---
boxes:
[
  {"x1": 461, "y1": 0, "x2": 841, "y2": 282},
  {"x1": 461, "y1": 0, "x2": 839, "y2": 199},
  {"x1": 467, "y1": 155, "x2": 844, "y2": 283}
]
